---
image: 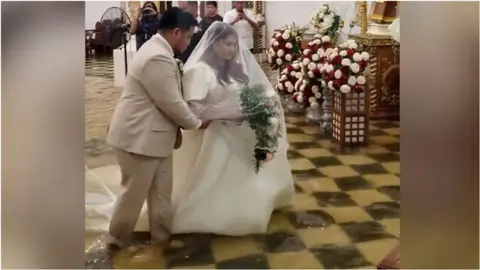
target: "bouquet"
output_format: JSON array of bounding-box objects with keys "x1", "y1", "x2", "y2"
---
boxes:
[
  {"x1": 268, "y1": 23, "x2": 307, "y2": 70},
  {"x1": 239, "y1": 84, "x2": 283, "y2": 173},
  {"x1": 309, "y1": 4, "x2": 343, "y2": 38},
  {"x1": 323, "y1": 39, "x2": 370, "y2": 94},
  {"x1": 275, "y1": 61, "x2": 302, "y2": 95},
  {"x1": 291, "y1": 34, "x2": 331, "y2": 108}
]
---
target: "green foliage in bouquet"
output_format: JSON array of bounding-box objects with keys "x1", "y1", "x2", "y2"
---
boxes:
[{"x1": 239, "y1": 84, "x2": 283, "y2": 174}]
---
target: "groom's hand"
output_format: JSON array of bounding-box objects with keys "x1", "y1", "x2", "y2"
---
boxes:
[{"x1": 199, "y1": 120, "x2": 210, "y2": 129}]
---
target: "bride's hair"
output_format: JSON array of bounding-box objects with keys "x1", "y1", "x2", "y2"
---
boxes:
[{"x1": 199, "y1": 23, "x2": 249, "y2": 85}]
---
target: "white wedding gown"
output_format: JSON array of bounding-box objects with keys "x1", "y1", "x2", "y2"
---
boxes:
[{"x1": 171, "y1": 62, "x2": 295, "y2": 236}]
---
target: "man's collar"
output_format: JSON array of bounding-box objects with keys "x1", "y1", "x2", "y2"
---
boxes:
[{"x1": 154, "y1": 33, "x2": 174, "y2": 56}]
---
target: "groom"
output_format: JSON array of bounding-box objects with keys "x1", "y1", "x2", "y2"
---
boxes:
[{"x1": 106, "y1": 7, "x2": 208, "y2": 248}]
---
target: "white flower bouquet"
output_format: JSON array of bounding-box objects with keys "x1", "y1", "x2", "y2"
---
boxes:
[{"x1": 309, "y1": 4, "x2": 343, "y2": 38}]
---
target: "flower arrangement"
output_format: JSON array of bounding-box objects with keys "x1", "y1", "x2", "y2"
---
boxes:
[
  {"x1": 275, "y1": 61, "x2": 302, "y2": 95},
  {"x1": 267, "y1": 23, "x2": 307, "y2": 70},
  {"x1": 309, "y1": 4, "x2": 343, "y2": 38},
  {"x1": 323, "y1": 39, "x2": 370, "y2": 94},
  {"x1": 290, "y1": 34, "x2": 332, "y2": 109},
  {"x1": 239, "y1": 84, "x2": 282, "y2": 173}
]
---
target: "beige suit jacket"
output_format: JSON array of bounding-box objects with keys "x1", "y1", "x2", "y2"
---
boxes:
[{"x1": 107, "y1": 34, "x2": 200, "y2": 157}]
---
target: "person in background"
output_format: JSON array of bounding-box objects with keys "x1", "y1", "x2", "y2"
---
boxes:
[
  {"x1": 199, "y1": 1, "x2": 223, "y2": 31},
  {"x1": 177, "y1": 1, "x2": 188, "y2": 11},
  {"x1": 131, "y1": 1, "x2": 161, "y2": 51},
  {"x1": 177, "y1": 1, "x2": 203, "y2": 62},
  {"x1": 223, "y1": 1, "x2": 258, "y2": 53}
]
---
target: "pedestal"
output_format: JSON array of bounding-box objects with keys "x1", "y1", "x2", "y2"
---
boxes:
[{"x1": 113, "y1": 36, "x2": 137, "y2": 87}]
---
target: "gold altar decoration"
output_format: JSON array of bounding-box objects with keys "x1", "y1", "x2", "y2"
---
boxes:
[
  {"x1": 252, "y1": 1, "x2": 265, "y2": 54},
  {"x1": 349, "y1": 34, "x2": 399, "y2": 119},
  {"x1": 370, "y1": 1, "x2": 398, "y2": 24}
]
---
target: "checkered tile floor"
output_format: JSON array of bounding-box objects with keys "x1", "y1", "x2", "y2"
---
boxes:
[
  {"x1": 85, "y1": 58, "x2": 400, "y2": 269},
  {"x1": 85, "y1": 56, "x2": 114, "y2": 79}
]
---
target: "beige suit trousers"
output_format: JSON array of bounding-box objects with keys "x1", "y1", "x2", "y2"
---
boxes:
[{"x1": 109, "y1": 149, "x2": 173, "y2": 245}]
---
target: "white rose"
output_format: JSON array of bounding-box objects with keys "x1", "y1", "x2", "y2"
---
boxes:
[
  {"x1": 313, "y1": 34, "x2": 322, "y2": 39},
  {"x1": 357, "y1": 75, "x2": 366, "y2": 85},
  {"x1": 287, "y1": 84, "x2": 294, "y2": 92},
  {"x1": 282, "y1": 32, "x2": 290, "y2": 40},
  {"x1": 326, "y1": 48, "x2": 333, "y2": 54},
  {"x1": 289, "y1": 71, "x2": 295, "y2": 76},
  {"x1": 295, "y1": 72, "x2": 302, "y2": 79},
  {"x1": 312, "y1": 85, "x2": 319, "y2": 93},
  {"x1": 294, "y1": 78, "x2": 302, "y2": 88},
  {"x1": 311, "y1": 101, "x2": 319, "y2": 109},
  {"x1": 333, "y1": 48, "x2": 339, "y2": 53},
  {"x1": 328, "y1": 80, "x2": 335, "y2": 90},
  {"x1": 266, "y1": 90, "x2": 277, "y2": 98},
  {"x1": 346, "y1": 39, "x2": 356, "y2": 44},
  {"x1": 268, "y1": 55, "x2": 272, "y2": 63},
  {"x1": 273, "y1": 41, "x2": 279, "y2": 47},
  {"x1": 340, "y1": 84, "x2": 351, "y2": 93},
  {"x1": 321, "y1": 35, "x2": 331, "y2": 43},
  {"x1": 308, "y1": 71, "x2": 314, "y2": 78},
  {"x1": 312, "y1": 54, "x2": 320, "y2": 61},
  {"x1": 278, "y1": 84, "x2": 284, "y2": 90},
  {"x1": 285, "y1": 54, "x2": 292, "y2": 61},
  {"x1": 281, "y1": 75, "x2": 288, "y2": 81},
  {"x1": 302, "y1": 58, "x2": 311, "y2": 66},
  {"x1": 314, "y1": 92, "x2": 322, "y2": 99},
  {"x1": 292, "y1": 63, "x2": 299, "y2": 69},
  {"x1": 314, "y1": 39, "x2": 321, "y2": 45},
  {"x1": 276, "y1": 58, "x2": 283, "y2": 65},
  {"x1": 270, "y1": 38, "x2": 276, "y2": 45},
  {"x1": 319, "y1": 5, "x2": 328, "y2": 12},
  {"x1": 350, "y1": 63, "x2": 360, "y2": 73},
  {"x1": 329, "y1": 52, "x2": 338, "y2": 60},
  {"x1": 339, "y1": 42, "x2": 348, "y2": 49},
  {"x1": 285, "y1": 42, "x2": 293, "y2": 49},
  {"x1": 303, "y1": 49, "x2": 311, "y2": 56},
  {"x1": 309, "y1": 97, "x2": 317, "y2": 103},
  {"x1": 320, "y1": 65, "x2": 326, "y2": 73},
  {"x1": 341, "y1": 58, "x2": 352, "y2": 66},
  {"x1": 317, "y1": 48, "x2": 325, "y2": 55},
  {"x1": 348, "y1": 43, "x2": 358, "y2": 49},
  {"x1": 269, "y1": 117, "x2": 279, "y2": 126},
  {"x1": 361, "y1": 52, "x2": 370, "y2": 61},
  {"x1": 299, "y1": 84, "x2": 306, "y2": 91},
  {"x1": 307, "y1": 62, "x2": 316, "y2": 71},
  {"x1": 317, "y1": 63, "x2": 323, "y2": 70},
  {"x1": 339, "y1": 50, "x2": 348, "y2": 57},
  {"x1": 321, "y1": 80, "x2": 326, "y2": 87},
  {"x1": 334, "y1": 70, "x2": 343, "y2": 79},
  {"x1": 353, "y1": 52, "x2": 363, "y2": 62},
  {"x1": 348, "y1": 76, "x2": 357, "y2": 86},
  {"x1": 269, "y1": 48, "x2": 275, "y2": 54},
  {"x1": 277, "y1": 49, "x2": 285, "y2": 57},
  {"x1": 326, "y1": 64, "x2": 334, "y2": 73},
  {"x1": 285, "y1": 81, "x2": 293, "y2": 87},
  {"x1": 297, "y1": 95, "x2": 304, "y2": 103},
  {"x1": 275, "y1": 32, "x2": 282, "y2": 38}
]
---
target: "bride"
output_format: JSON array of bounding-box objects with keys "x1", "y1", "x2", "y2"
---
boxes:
[
  {"x1": 85, "y1": 22, "x2": 294, "y2": 238},
  {"x1": 171, "y1": 22, "x2": 294, "y2": 235}
]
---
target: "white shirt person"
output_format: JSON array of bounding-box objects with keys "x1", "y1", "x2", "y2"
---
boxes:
[{"x1": 223, "y1": 1, "x2": 258, "y2": 51}]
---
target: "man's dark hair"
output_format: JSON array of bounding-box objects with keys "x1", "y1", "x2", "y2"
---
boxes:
[
  {"x1": 205, "y1": 1, "x2": 217, "y2": 8},
  {"x1": 187, "y1": 1, "x2": 198, "y2": 7},
  {"x1": 157, "y1": 7, "x2": 198, "y2": 31}
]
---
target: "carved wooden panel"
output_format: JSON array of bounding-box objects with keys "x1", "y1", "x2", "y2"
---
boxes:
[{"x1": 252, "y1": 1, "x2": 264, "y2": 53}]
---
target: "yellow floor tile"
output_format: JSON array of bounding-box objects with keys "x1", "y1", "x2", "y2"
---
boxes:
[
  {"x1": 285, "y1": 123, "x2": 297, "y2": 129},
  {"x1": 317, "y1": 139, "x2": 336, "y2": 149},
  {"x1": 112, "y1": 245, "x2": 166, "y2": 269},
  {"x1": 381, "y1": 162, "x2": 400, "y2": 174},
  {"x1": 336, "y1": 155, "x2": 377, "y2": 165},
  {"x1": 370, "y1": 136, "x2": 399, "y2": 145},
  {"x1": 322, "y1": 206, "x2": 374, "y2": 223},
  {"x1": 359, "y1": 144, "x2": 390, "y2": 154},
  {"x1": 383, "y1": 128, "x2": 400, "y2": 136},
  {"x1": 378, "y1": 218, "x2": 400, "y2": 237},
  {"x1": 288, "y1": 133, "x2": 317, "y2": 143},
  {"x1": 289, "y1": 158, "x2": 316, "y2": 170},
  {"x1": 347, "y1": 189, "x2": 394, "y2": 206},
  {"x1": 297, "y1": 225, "x2": 352, "y2": 248},
  {"x1": 319, "y1": 165, "x2": 359, "y2": 178},
  {"x1": 297, "y1": 148, "x2": 334, "y2": 158},
  {"x1": 363, "y1": 174, "x2": 400, "y2": 187},
  {"x1": 267, "y1": 250, "x2": 324, "y2": 269},
  {"x1": 285, "y1": 116, "x2": 305, "y2": 124},
  {"x1": 212, "y1": 236, "x2": 263, "y2": 261},
  {"x1": 291, "y1": 193, "x2": 321, "y2": 210},
  {"x1": 300, "y1": 125, "x2": 323, "y2": 135},
  {"x1": 296, "y1": 178, "x2": 341, "y2": 193},
  {"x1": 172, "y1": 264, "x2": 216, "y2": 269},
  {"x1": 267, "y1": 212, "x2": 296, "y2": 233},
  {"x1": 356, "y1": 238, "x2": 399, "y2": 265}
]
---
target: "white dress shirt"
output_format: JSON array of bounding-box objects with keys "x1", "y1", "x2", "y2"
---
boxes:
[{"x1": 223, "y1": 9, "x2": 256, "y2": 49}]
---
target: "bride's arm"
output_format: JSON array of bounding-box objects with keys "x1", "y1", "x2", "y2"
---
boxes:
[{"x1": 188, "y1": 98, "x2": 243, "y2": 121}]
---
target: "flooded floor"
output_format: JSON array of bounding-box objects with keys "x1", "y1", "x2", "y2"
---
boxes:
[{"x1": 85, "y1": 56, "x2": 400, "y2": 269}]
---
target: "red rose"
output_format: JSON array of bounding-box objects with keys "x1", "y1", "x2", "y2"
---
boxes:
[
  {"x1": 347, "y1": 49, "x2": 355, "y2": 57},
  {"x1": 327, "y1": 71, "x2": 335, "y2": 80},
  {"x1": 341, "y1": 66, "x2": 350, "y2": 75},
  {"x1": 332, "y1": 80, "x2": 341, "y2": 90},
  {"x1": 354, "y1": 85, "x2": 364, "y2": 93},
  {"x1": 359, "y1": 61, "x2": 368, "y2": 70}
]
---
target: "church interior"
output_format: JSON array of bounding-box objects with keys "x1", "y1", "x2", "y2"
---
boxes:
[{"x1": 85, "y1": 1, "x2": 400, "y2": 268}]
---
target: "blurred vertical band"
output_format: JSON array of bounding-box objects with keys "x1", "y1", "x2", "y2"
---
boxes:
[
  {"x1": 2, "y1": 1, "x2": 85, "y2": 268},
  {"x1": 401, "y1": 2, "x2": 479, "y2": 269}
]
